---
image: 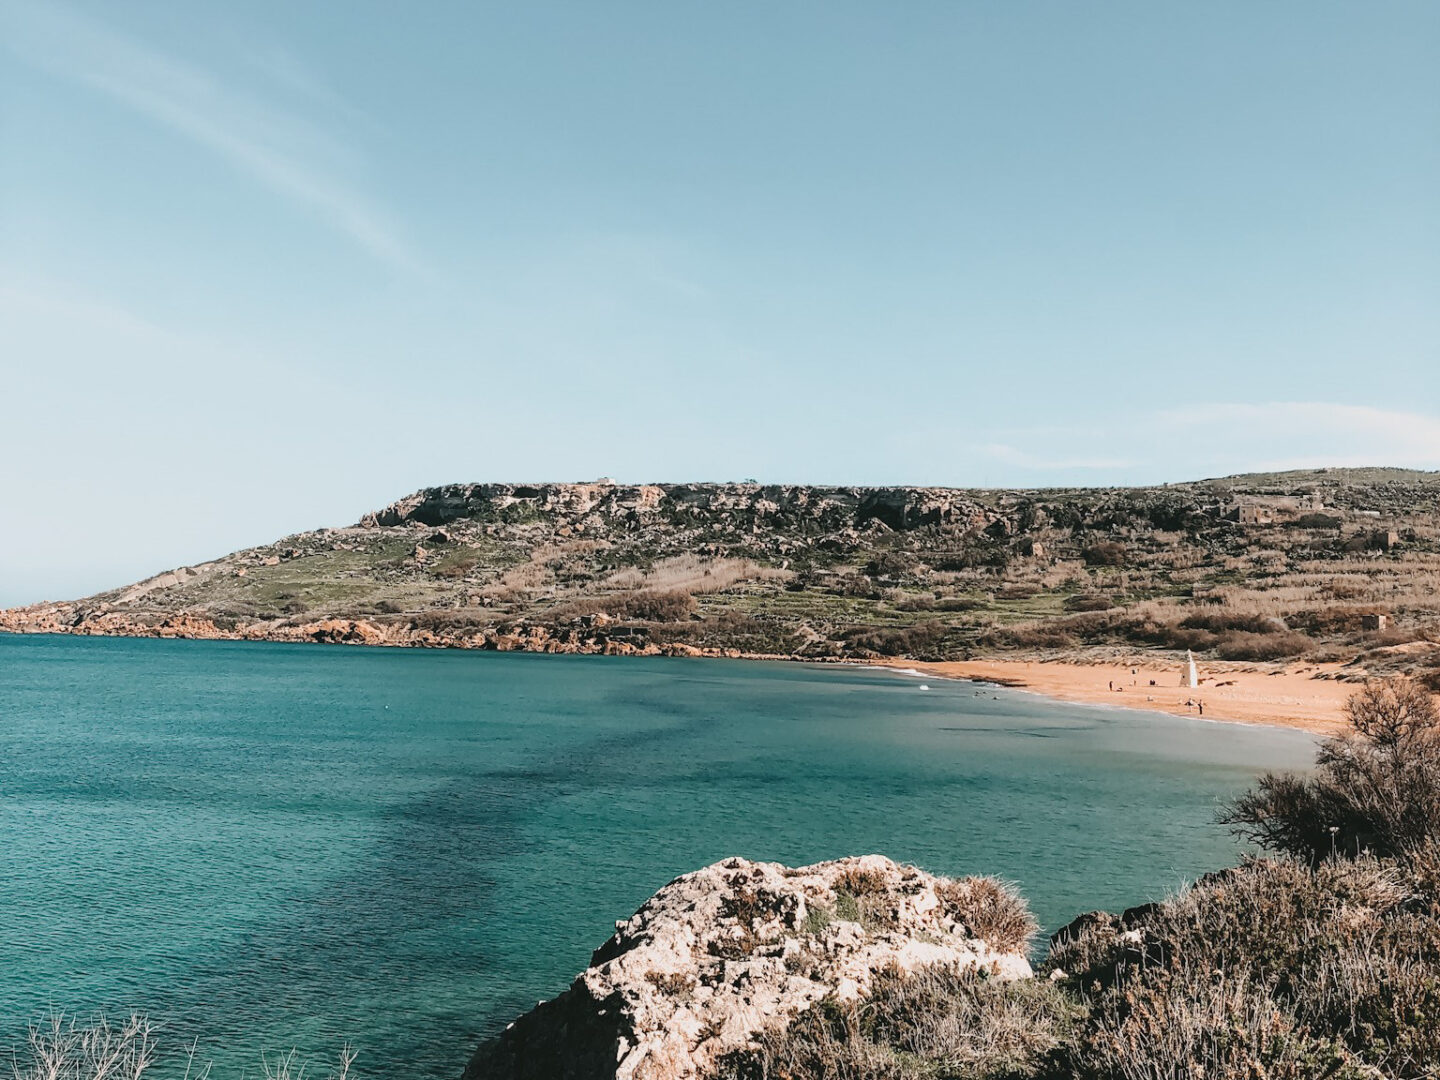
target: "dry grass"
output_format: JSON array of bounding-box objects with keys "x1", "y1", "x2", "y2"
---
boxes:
[
  {"x1": 715, "y1": 965, "x2": 1079, "y2": 1080},
  {"x1": 606, "y1": 555, "x2": 791, "y2": 595},
  {"x1": 1052, "y1": 856, "x2": 1440, "y2": 1080},
  {"x1": 5, "y1": 1013, "x2": 356, "y2": 1080},
  {"x1": 935, "y1": 877, "x2": 1037, "y2": 954},
  {"x1": 835, "y1": 867, "x2": 888, "y2": 897}
]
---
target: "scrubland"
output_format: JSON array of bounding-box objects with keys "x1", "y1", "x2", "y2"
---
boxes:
[{"x1": 7, "y1": 470, "x2": 1439, "y2": 694}]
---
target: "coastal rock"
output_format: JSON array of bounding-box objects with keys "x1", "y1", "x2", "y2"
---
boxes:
[{"x1": 464, "y1": 855, "x2": 1033, "y2": 1080}]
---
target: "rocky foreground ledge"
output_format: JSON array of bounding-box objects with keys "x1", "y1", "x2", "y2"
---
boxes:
[{"x1": 465, "y1": 855, "x2": 1034, "y2": 1080}]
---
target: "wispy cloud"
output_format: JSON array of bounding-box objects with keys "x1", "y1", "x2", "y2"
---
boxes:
[
  {"x1": 1, "y1": 0, "x2": 419, "y2": 271},
  {"x1": 977, "y1": 401, "x2": 1440, "y2": 481},
  {"x1": 1157, "y1": 402, "x2": 1440, "y2": 472}
]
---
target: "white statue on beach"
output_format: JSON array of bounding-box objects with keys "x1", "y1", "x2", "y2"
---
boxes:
[{"x1": 1185, "y1": 649, "x2": 1198, "y2": 689}]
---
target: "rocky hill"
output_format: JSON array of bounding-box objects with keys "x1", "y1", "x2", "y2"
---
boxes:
[{"x1": 4, "y1": 472, "x2": 1440, "y2": 679}]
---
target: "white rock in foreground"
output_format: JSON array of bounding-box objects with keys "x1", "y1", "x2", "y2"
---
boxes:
[{"x1": 464, "y1": 854, "x2": 1035, "y2": 1080}]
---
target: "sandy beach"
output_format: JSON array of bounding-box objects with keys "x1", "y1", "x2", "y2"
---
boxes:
[{"x1": 873, "y1": 656, "x2": 1358, "y2": 736}]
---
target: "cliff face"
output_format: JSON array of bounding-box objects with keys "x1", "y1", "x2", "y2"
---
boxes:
[
  {"x1": 463, "y1": 855, "x2": 1033, "y2": 1080},
  {"x1": 358, "y1": 482, "x2": 991, "y2": 533}
]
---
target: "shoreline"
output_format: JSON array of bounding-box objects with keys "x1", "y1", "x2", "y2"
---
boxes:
[
  {"x1": 2, "y1": 623, "x2": 1355, "y2": 736},
  {"x1": 869, "y1": 657, "x2": 1352, "y2": 736}
]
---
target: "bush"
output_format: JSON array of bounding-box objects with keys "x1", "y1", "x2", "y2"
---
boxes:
[
  {"x1": 612, "y1": 590, "x2": 696, "y2": 622},
  {"x1": 980, "y1": 624, "x2": 1076, "y2": 650},
  {"x1": 841, "y1": 623, "x2": 948, "y2": 658},
  {"x1": 1286, "y1": 605, "x2": 1388, "y2": 636},
  {"x1": 936, "y1": 877, "x2": 1037, "y2": 953},
  {"x1": 719, "y1": 850, "x2": 1440, "y2": 1080},
  {"x1": 1221, "y1": 677, "x2": 1440, "y2": 863},
  {"x1": 831, "y1": 573, "x2": 879, "y2": 598},
  {"x1": 865, "y1": 552, "x2": 919, "y2": 579},
  {"x1": 1082, "y1": 542, "x2": 1126, "y2": 567},
  {"x1": 1212, "y1": 629, "x2": 1312, "y2": 660},
  {"x1": 1074, "y1": 975, "x2": 1358, "y2": 1080},
  {"x1": 1051, "y1": 856, "x2": 1440, "y2": 1080},
  {"x1": 432, "y1": 549, "x2": 481, "y2": 578},
  {"x1": 716, "y1": 965, "x2": 1079, "y2": 1080},
  {"x1": 1178, "y1": 611, "x2": 1288, "y2": 635},
  {"x1": 1063, "y1": 594, "x2": 1114, "y2": 613}
]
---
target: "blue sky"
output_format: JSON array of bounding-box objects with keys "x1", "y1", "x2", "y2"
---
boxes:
[{"x1": 2, "y1": 1, "x2": 1437, "y2": 604}]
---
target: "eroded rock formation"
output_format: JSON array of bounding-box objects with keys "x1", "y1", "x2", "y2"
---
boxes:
[{"x1": 464, "y1": 855, "x2": 1033, "y2": 1080}]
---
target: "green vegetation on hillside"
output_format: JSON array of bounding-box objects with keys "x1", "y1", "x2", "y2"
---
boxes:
[{"x1": 6, "y1": 471, "x2": 1439, "y2": 682}]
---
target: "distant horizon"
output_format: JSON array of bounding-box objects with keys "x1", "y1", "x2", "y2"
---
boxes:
[
  {"x1": 3, "y1": 1, "x2": 1436, "y2": 606},
  {"x1": 381, "y1": 464, "x2": 1440, "y2": 490}
]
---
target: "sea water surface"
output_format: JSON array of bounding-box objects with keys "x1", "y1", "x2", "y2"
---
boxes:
[{"x1": 0, "y1": 634, "x2": 1314, "y2": 1077}]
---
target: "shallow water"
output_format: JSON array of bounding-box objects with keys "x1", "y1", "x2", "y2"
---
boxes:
[{"x1": 0, "y1": 634, "x2": 1314, "y2": 1077}]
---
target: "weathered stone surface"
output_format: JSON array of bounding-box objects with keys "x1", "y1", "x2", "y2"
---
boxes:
[{"x1": 464, "y1": 855, "x2": 1032, "y2": 1080}]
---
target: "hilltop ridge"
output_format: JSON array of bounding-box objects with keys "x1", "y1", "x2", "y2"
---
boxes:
[{"x1": 3, "y1": 471, "x2": 1439, "y2": 691}]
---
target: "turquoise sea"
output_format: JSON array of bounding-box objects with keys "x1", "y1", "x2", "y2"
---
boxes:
[{"x1": 0, "y1": 634, "x2": 1314, "y2": 1077}]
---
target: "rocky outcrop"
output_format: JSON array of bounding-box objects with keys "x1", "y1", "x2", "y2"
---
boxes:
[
  {"x1": 464, "y1": 855, "x2": 1033, "y2": 1080},
  {"x1": 358, "y1": 482, "x2": 993, "y2": 535}
]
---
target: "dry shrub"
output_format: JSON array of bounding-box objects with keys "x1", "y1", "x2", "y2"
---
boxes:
[
  {"x1": 643, "y1": 970, "x2": 693, "y2": 998},
  {"x1": 841, "y1": 623, "x2": 948, "y2": 658},
  {"x1": 982, "y1": 624, "x2": 1076, "y2": 650},
  {"x1": 937, "y1": 877, "x2": 1037, "y2": 953},
  {"x1": 710, "y1": 887, "x2": 770, "y2": 959},
  {"x1": 1222, "y1": 677, "x2": 1440, "y2": 863},
  {"x1": 604, "y1": 567, "x2": 646, "y2": 590},
  {"x1": 612, "y1": 590, "x2": 696, "y2": 622},
  {"x1": 827, "y1": 867, "x2": 899, "y2": 931},
  {"x1": 865, "y1": 552, "x2": 919, "y2": 579},
  {"x1": 497, "y1": 562, "x2": 552, "y2": 590},
  {"x1": 983, "y1": 605, "x2": 1316, "y2": 659},
  {"x1": 934, "y1": 596, "x2": 987, "y2": 612},
  {"x1": 715, "y1": 965, "x2": 1078, "y2": 1080},
  {"x1": 723, "y1": 852, "x2": 1440, "y2": 1080},
  {"x1": 605, "y1": 555, "x2": 789, "y2": 596},
  {"x1": 1286, "y1": 605, "x2": 1389, "y2": 635},
  {"x1": 835, "y1": 867, "x2": 888, "y2": 897},
  {"x1": 432, "y1": 549, "x2": 481, "y2": 579},
  {"x1": 1082, "y1": 542, "x2": 1126, "y2": 567},
  {"x1": 1051, "y1": 856, "x2": 1440, "y2": 1080},
  {"x1": 7, "y1": 1012, "x2": 355, "y2": 1080},
  {"x1": 1324, "y1": 578, "x2": 1371, "y2": 601},
  {"x1": 1063, "y1": 593, "x2": 1114, "y2": 612},
  {"x1": 1178, "y1": 610, "x2": 1288, "y2": 635},
  {"x1": 1213, "y1": 629, "x2": 1312, "y2": 660},
  {"x1": 996, "y1": 584, "x2": 1038, "y2": 600},
  {"x1": 1075, "y1": 975, "x2": 1351, "y2": 1080},
  {"x1": 831, "y1": 573, "x2": 879, "y2": 598}
]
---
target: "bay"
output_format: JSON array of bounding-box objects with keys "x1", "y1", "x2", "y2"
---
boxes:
[{"x1": 0, "y1": 634, "x2": 1313, "y2": 1077}]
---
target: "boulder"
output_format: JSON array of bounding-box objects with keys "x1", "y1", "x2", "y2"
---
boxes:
[{"x1": 464, "y1": 855, "x2": 1033, "y2": 1080}]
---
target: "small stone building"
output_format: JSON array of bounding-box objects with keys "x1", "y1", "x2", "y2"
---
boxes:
[{"x1": 1372, "y1": 530, "x2": 1400, "y2": 552}]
